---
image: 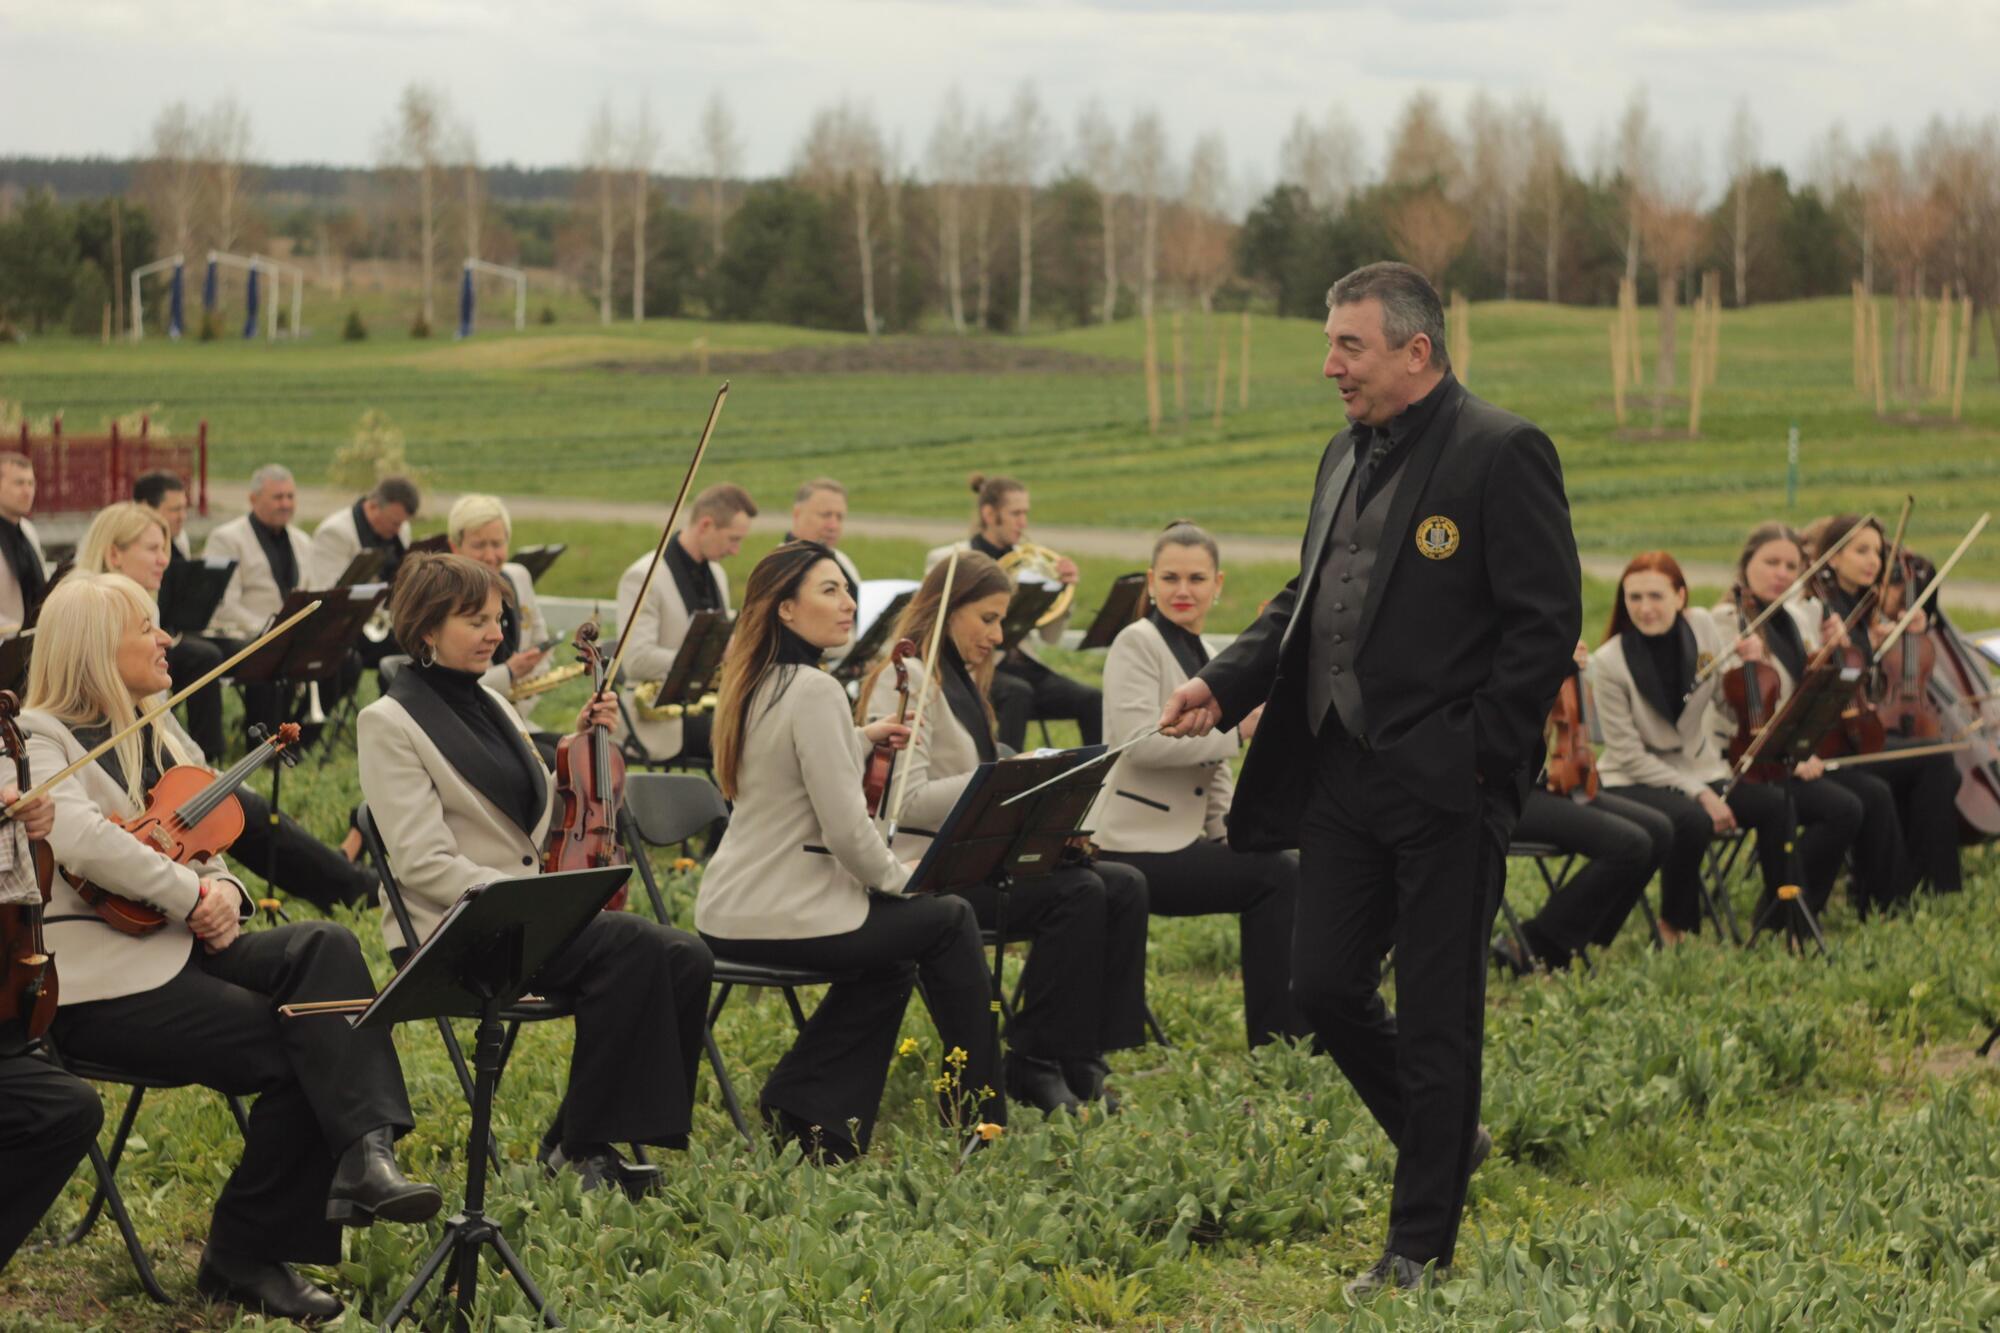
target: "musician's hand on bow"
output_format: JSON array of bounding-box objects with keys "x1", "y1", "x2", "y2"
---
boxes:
[
  {"x1": 1821, "y1": 615, "x2": 1849, "y2": 648},
  {"x1": 189, "y1": 877, "x2": 242, "y2": 951},
  {"x1": 1162, "y1": 678, "x2": 1223, "y2": 738},
  {"x1": 1696, "y1": 788, "x2": 1737, "y2": 834},
  {"x1": 862, "y1": 719, "x2": 911, "y2": 751},
  {"x1": 507, "y1": 646, "x2": 549, "y2": 679},
  {"x1": 1735, "y1": 635, "x2": 1766, "y2": 664},
  {"x1": 1, "y1": 783, "x2": 52, "y2": 840},
  {"x1": 576, "y1": 691, "x2": 618, "y2": 734},
  {"x1": 1904, "y1": 607, "x2": 1929, "y2": 637},
  {"x1": 1795, "y1": 755, "x2": 1827, "y2": 781},
  {"x1": 1055, "y1": 557, "x2": 1079, "y2": 586}
]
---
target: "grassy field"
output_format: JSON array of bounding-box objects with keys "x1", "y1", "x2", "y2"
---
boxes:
[{"x1": 4, "y1": 296, "x2": 1999, "y2": 580}]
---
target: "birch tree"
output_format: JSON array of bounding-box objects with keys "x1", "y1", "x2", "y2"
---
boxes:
[
  {"x1": 1723, "y1": 100, "x2": 1761, "y2": 306},
  {"x1": 695, "y1": 92, "x2": 742, "y2": 260},
  {"x1": 1614, "y1": 89, "x2": 1660, "y2": 285},
  {"x1": 580, "y1": 100, "x2": 619, "y2": 325},
  {"x1": 629, "y1": 98, "x2": 661, "y2": 322},
  {"x1": 136, "y1": 102, "x2": 203, "y2": 258},
  {"x1": 1278, "y1": 104, "x2": 1362, "y2": 210},
  {"x1": 1004, "y1": 84, "x2": 1051, "y2": 331},
  {"x1": 1125, "y1": 110, "x2": 1169, "y2": 320},
  {"x1": 797, "y1": 102, "x2": 886, "y2": 335},
  {"x1": 1074, "y1": 99, "x2": 1121, "y2": 324},
  {"x1": 1520, "y1": 100, "x2": 1569, "y2": 301},
  {"x1": 203, "y1": 96, "x2": 254, "y2": 255},
  {"x1": 927, "y1": 89, "x2": 971, "y2": 333},
  {"x1": 381, "y1": 84, "x2": 448, "y2": 328}
]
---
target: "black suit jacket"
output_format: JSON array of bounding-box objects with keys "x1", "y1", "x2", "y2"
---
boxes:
[{"x1": 1200, "y1": 376, "x2": 1581, "y2": 851}]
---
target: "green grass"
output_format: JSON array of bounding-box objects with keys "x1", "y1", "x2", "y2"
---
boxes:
[{"x1": 6, "y1": 296, "x2": 1999, "y2": 579}]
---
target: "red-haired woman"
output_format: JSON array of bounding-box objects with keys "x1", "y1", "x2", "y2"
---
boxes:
[{"x1": 1591, "y1": 552, "x2": 1859, "y2": 943}]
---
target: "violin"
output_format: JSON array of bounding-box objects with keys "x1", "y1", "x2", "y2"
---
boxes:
[
  {"x1": 1721, "y1": 587, "x2": 1787, "y2": 783},
  {"x1": 69, "y1": 722, "x2": 303, "y2": 937},
  {"x1": 1810, "y1": 570, "x2": 1888, "y2": 759},
  {"x1": 1543, "y1": 670, "x2": 1600, "y2": 802},
  {"x1": 864, "y1": 640, "x2": 917, "y2": 818},
  {"x1": 544, "y1": 621, "x2": 628, "y2": 911},
  {"x1": 1874, "y1": 548, "x2": 1941, "y2": 740},
  {"x1": 0, "y1": 691, "x2": 57, "y2": 1052}
]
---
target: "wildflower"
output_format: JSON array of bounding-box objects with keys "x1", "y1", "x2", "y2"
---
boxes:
[
  {"x1": 947, "y1": 1047, "x2": 968, "y2": 1067},
  {"x1": 976, "y1": 1122, "x2": 1004, "y2": 1142},
  {"x1": 933, "y1": 1076, "x2": 953, "y2": 1093},
  {"x1": 672, "y1": 857, "x2": 697, "y2": 873},
  {"x1": 897, "y1": 1037, "x2": 920, "y2": 1058}
]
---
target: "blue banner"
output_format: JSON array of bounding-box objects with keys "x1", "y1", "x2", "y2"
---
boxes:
[
  {"x1": 242, "y1": 267, "x2": 260, "y2": 339},
  {"x1": 458, "y1": 266, "x2": 475, "y2": 338},
  {"x1": 168, "y1": 263, "x2": 184, "y2": 339}
]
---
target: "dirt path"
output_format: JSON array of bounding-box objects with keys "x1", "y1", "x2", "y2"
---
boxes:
[{"x1": 260, "y1": 485, "x2": 2000, "y2": 616}]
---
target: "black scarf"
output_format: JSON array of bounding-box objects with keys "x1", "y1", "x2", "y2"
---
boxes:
[
  {"x1": 939, "y1": 639, "x2": 997, "y2": 763},
  {"x1": 0, "y1": 516, "x2": 46, "y2": 615},
  {"x1": 497, "y1": 599, "x2": 521, "y2": 663},
  {"x1": 969, "y1": 533, "x2": 1010, "y2": 562},
  {"x1": 74, "y1": 719, "x2": 165, "y2": 794},
  {"x1": 391, "y1": 662, "x2": 546, "y2": 838},
  {"x1": 1147, "y1": 608, "x2": 1209, "y2": 679},
  {"x1": 1620, "y1": 617, "x2": 1696, "y2": 727},
  {"x1": 1758, "y1": 600, "x2": 1809, "y2": 684},
  {"x1": 249, "y1": 516, "x2": 298, "y2": 594},
  {"x1": 664, "y1": 532, "x2": 722, "y2": 615}
]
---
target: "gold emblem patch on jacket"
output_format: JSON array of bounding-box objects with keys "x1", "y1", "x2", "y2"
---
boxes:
[{"x1": 1415, "y1": 515, "x2": 1460, "y2": 560}]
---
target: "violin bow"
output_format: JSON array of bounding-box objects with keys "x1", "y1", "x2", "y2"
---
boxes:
[
  {"x1": 600, "y1": 382, "x2": 730, "y2": 697},
  {"x1": 1876, "y1": 494, "x2": 1914, "y2": 604},
  {"x1": 4, "y1": 599, "x2": 323, "y2": 818},
  {"x1": 884, "y1": 546, "x2": 957, "y2": 843},
  {"x1": 1687, "y1": 511, "x2": 1877, "y2": 695},
  {"x1": 1871, "y1": 512, "x2": 1989, "y2": 666}
]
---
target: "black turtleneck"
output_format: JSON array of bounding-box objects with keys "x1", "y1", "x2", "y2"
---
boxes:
[
  {"x1": 969, "y1": 533, "x2": 1010, "y2": 562},
  {"x1": 939, "y1": 639, "x2": 997, "y2": 763},
  {"x1": 1620, "y1": 617, "x2": 1695, "y2": 725},
  {"x1": 1146, "y1": 607, "x2": 1209, "y2": 679},
  {"x1": 249, "y1": 515, "x2": 298, "y2": 594},
  {"x1": 412, "y1": 662, "x2": 543, "y2": 834},
  {"x1": 663, "y1": 532, "x2": 723, "y2": 616}
]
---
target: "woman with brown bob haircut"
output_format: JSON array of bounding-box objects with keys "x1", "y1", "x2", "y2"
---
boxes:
[{"x1": 359, "y1": 554, "x2": 714, "y2": 1192}]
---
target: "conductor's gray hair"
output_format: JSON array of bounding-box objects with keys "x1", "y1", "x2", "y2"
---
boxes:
[
  {"x1": 1326, "y1": 262, "x2": 1451, "y2": 374},
  {"x1": 249, "y1": 464, "x2": 294, "y2": 493}
]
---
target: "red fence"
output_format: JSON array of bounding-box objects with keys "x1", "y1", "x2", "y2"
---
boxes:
[{"x1": 4, "y1": 418, "x2": 209, "y2": 517}]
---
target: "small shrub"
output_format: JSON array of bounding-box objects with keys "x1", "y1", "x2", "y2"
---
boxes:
[
  {"x1": 197, "y1": 310, "x2": 220, "y2": 341},
  {"x1": 538, "y1": 304, "x2": 557, "y2": 325},
  {"x1": 409, "y1": 314, "x2": 431, "y2": 339},
  {"x1": 342, "y1": 308, "x2": 368, "y2": 342},
  {"x1": 328, "y1": 409, "x2": 417, "y2": 491}
]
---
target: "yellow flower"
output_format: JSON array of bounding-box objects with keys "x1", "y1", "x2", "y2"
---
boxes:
[
  {"x1": 946, "y1": 1046, "x2": 968, "y2": 1067},
  {"x1": 672, "y1": 857, "x2": 697, "y2": 872},
  {"x1": 976, "y1": 1122, "x2": 1004, "y2": 1141},
  {"x1": 932, "y1": 1076, "x2": 953, "y2": 1093},
  {"x1": 897, "y1": 1037, "x2": 920, "y2": 1058}
]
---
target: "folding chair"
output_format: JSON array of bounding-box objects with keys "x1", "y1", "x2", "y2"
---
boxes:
[
  {"x1": 620, "y1": 771, "x2": 860, "y2": 1145},
  {"x1": 1700, "y1": 827, "x2": 1754, "y2": 945},
  {"x1": 1508, "y1": 838, "x2": 1668, "y2": 967},
  {"x1": 38, "y1": 1039, "x2": 251, "y2": 1304}
]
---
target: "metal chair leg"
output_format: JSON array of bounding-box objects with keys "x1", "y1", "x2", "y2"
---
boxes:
[
  {"x1": 81, "y1": 1137, "x2": 171, "y2": 1304},
  {"x1": 66, "y1": 1084, "x2": 144, "y2": 1245}
]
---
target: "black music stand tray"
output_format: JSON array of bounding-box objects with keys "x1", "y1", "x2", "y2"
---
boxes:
[
  {"x1": 906, "y1": 747, "x2": 1109, "y2": 1120},
  {"x1": 331, "y1": 548, "x2": 390, "y2": 589},
  {"x1": 1740, "y1": 660, "x2": 1864, "y2": 957},
  {"x1": 635, "y1": 610, "x2": 731, "y2": 716},
  {"x1": 514, "y1": 544, "x2": 567, "y2": 582},
  {"x1": 997, "y1": 584, "x2": 1063, "y2": 656},
  {"x1": 157, "y1": 557, "x2": 236, "y2": 635},
  {"x1": 832, "y1": 590, "x2": 915, "y2": 685},
  {"x1": 359, "y1": 865, "x2": 632, "y2": 1331},
  {"x1": 1077, "y1": 573, "x2": 1148, "y2": 650}
]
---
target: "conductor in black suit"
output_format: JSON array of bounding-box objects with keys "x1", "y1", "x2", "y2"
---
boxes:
[{"x1": 1161, "y1": 262, "x2": 1580, "y2": 1300}]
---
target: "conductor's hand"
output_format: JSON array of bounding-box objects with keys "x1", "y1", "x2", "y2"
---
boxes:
[
  {"x1": 189, "y1": 878, "x2": 242, "y2": 952},
  {"x1": 507, "y1": 646, "x2": 549, "y2": 680},
  {"x1": 1162, "y1": 678, "x2": 1223, "y2": 738},
  {"x1": 1, "y1": 783, "x2": 53, "y2": 841},
  {"x1": 1055, "y1": 557, "x2": 1079, "y2": 586},
  {"x1": 575, "y1": 691, "x2": 618, "y2": 734},
  {"x1": 863, "y1": 719, "x2": 911, "y2": 751}
]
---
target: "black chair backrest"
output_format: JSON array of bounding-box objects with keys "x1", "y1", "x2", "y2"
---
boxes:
[
  {"x1": 623, "y1": 772, "x2": 727, "y2": 848},
  {"x1": 354, "y1": 803, "x2": 423, "y2": 953}
]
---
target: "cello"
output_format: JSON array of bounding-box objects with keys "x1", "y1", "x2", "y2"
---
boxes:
[
  {"x1": 0, "y1": 691, "x2": 56, "y2": 1052},
  {"x1": 863, "y1": 640, "x2": 917, "y2": 817}
]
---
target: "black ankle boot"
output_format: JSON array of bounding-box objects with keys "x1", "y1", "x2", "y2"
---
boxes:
[
  {"x1": 196, "y1": 1245, "x2": 344, "y2": 1323},
  {"x1": 1005, "y1": 1053, "x2": 1081, "y2": 1115},
  {"x1": 1059, "y1": 1057, "x2": 1120, "y2": 1114},
  {"x1": 325, "y1": 1127, "x2": 442, "y2": 1226}
]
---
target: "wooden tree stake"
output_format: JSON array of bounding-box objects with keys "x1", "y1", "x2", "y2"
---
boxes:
[
  {"x1": 1869, "y1": 298, "x2": 1887, "y2": 418},
  {"x1": 1144, "y1": 313, "x2": 1162, "y2": 434},
  {"x1": 1610, "y1": 318, "x2": 1628, "y2": 427},
  {"x1": 1238, "y1": 310, "x2": 1250, "y2": 409},
  {"x1": 1212, "y1": 322, "x2": 1228, "y2": 429},
  {"x1": 1171, "y1": 311, "x2": 1187, "y2": 427},
  {"x1": 1952, "y1": 293, "x2": 1974, "y2": 421}
]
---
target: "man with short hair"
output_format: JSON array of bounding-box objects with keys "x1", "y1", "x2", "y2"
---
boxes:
[
  {"x1": 615, "y1": 482, "x2": 755, "y2": 764},
  {"x1": 204, "y1": 465, "x2": 310, "y2": 640},
  {"x1": 133, "y1": 469, "x2": 192, "y2": 561},
  {"x1": 1163, "y1": 262, "x2": 1581, "y2": 1302},
  {"x1": 304, "y1": 475, "x2": 420, "y2": 590},
  {"x1": 788, "y1": 477, "x2": 859, "y2": 593},
  {"x1": 0, "y1": 454, "x2": 47, "y2": 632}
]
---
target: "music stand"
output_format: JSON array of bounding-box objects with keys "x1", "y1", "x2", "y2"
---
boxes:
[
  {"x1": 514, "y1": 544, "x2": 567, "y2": 582},
  {"x1": 640, "y1": 610, "x2": 732, "y2": 714},
  {"x1": 1738, "y1": 660, "x2": 1864, "y2": 956},
  {"x1": 331, "y1": 548, "x2": 389, "y2": 589},
  {"x1": 906, "y1": 747, "x2": 1110, "y2": 1114},
  {"x1": 351, "y1": 866, "x2": 633, "y2": 1331},
  {"x1": 1077, "y1": 573, "x2": 1148, "y2": 650},
  {"x1": 231, "y1": 586, "x2": 387, "y2": 886},
  {"x1": 997, "y1": 584, "x2": 1063, "y2": 656},
  {"x1": 157, "y1": 557, "x2": 236, "y2": 635},
  {"x1": 832, "y1": 589, "x2": 914, "y2": 685}
]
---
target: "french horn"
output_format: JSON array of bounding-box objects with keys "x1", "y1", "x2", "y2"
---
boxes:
[{"x1": 997, "y1": 541, "x2": 1075, "y2": 628}]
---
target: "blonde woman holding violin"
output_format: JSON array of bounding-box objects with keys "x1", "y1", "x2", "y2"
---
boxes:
[
  {"x1": 22, "y1": 573, "x2": 438, "y2": 1323},
  {"x1": 698, "y1": 541, "x2": 1001, "y2": 1162},
  {"x1": 859, "y1": 552, "x2": 1150, "y2": 1114}
]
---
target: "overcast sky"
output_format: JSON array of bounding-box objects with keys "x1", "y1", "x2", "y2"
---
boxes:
[{"x1": 3, "y1": 0, "x2": 1995, "y2": 201}]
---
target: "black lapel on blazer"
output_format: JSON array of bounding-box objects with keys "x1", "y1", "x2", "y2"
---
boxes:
[
  {"x1": 1354, "y1": 382, "x2": 1469, "y2": 652},
  {"x1": 1277, "y1": 440, "x2": 1355, "y2": 660},
  {"x1": 388, "y1": 668, "x2": 548, "y2": 836}
]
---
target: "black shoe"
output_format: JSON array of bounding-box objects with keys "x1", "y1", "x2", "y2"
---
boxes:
[
  {"x1": 196, "y1": 1247, "x2": 344, "y2": 1323},
  {"x1": 1060, "y1": 1057, "x2": 1121, "y2": 1115},
  {"x1": 758, "y1": 1106, "x2": 860, "y2": 1165},
  {"x1": 539, "y1": 1142, "x2": 664, "y2": 1198},
  {"x1": 1471, "y1": 1123, "x2": 1492, "y2": 1173},
  {"x1": 1490, "y1": 936, "x2": 1533, "y2": 978},
  {"x1": 1342, "y1": 1250, "x2": 1441, "y2": 1304},
  {"x1": 1005, "y1": 1053, "x2": 1081, "y2": 1115},
  {"x1": 325, "y1": 1127, "x2": 442, "y2": 1226}
]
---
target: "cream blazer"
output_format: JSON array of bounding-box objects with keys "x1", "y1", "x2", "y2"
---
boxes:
[
  {"x1": 24, "y1": 710, "x2": 249, "y2": 1005},
  {"x1": 357, "y1": 684, "x2": 552, "y2": 953},
  {"x1": 1589, "y1": 608, "x2": 1731, "y2": 797},
  {"x1": 481, "y1": 562, "x2": 553, "y2": 726},
  {"x1": 1088, "y1": 618, "x2": 1240, "y2": 854},
  {"x1": 202, "y1": 514, "x2": 312, "y2": 638},
  {"x1": 0, "y1": 517, "x2": 46, "y2": 631},
  {"x1": 695, "y1": 667, "x2": 908, "y2": 941},
  {"x1": 861, "y1": 656, "x2": 990, "y2": 862},
  {"x1": 613, "y1": 548, "x2": 733, "y2": 761},
  {"x1": 304, "y1": 504, "x2": 413, "y2": 591},
  {"x1": 1706, "y1": 597, "x2": 1825, "y2": 757}
]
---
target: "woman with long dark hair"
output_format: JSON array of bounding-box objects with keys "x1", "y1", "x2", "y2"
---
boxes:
[{"x1": 699, "y1": 541, "x2": 1002, "y2": 1161}]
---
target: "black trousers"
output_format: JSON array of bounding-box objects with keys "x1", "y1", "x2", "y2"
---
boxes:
[
  {"x1": 1512, "y1": 790, "x2": 1673, "y2": 966},
  {"x1": 234, "y1": 788, "x2": 378, "y2": 913},
  {"x1": 957, "y1": 860, "x2": 1149, "y2": 1061},
  {"x1": 1293, "y1": 729, "x2": 1511, "y2": 1266},
  {"x1": 1098, "y1": 841, "x2": 1304, "y2": 1048},
  {"x1": 993, "y1": 655, "x2": 1102, "y2": 749},
  {"x1": 1824, "y1": 766, "x2": 1911, "y2": 916},
  {"x1": 52, "y1": 923, "x2": 414, "y2": 1263},
  {"x1": 1869, "y1": 739, "x2": 1963, "y2": 894},
  {"x1": 703, "y1": 894, "x2": 1001, "y2": 1147},
  {"x1": 0, "y1": 1054, "x2": 102, "y2": 1271},
  {"x1": 166, "y1": 632, "x2": 227, "y2": 762}
]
